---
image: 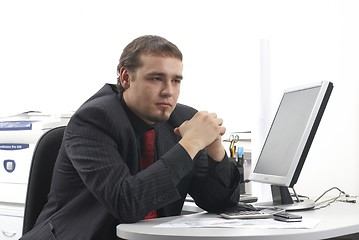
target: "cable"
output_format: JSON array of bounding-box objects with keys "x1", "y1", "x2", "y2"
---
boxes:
[
  {"x1": 287, "y1": 187, "x2": 354, "y2": 210},
  {"x1": 291, "y1": 187, "x2": 301, "y2": 203},
  {"x1": 314, "y1": 187, "x2": 345, "y2": 203},
  {"x1": 313, "y1": 187, "x2": 346, "y2": 210},
  {"x1": 288, "y1": 187, "x2": 309, "y2": 200}
]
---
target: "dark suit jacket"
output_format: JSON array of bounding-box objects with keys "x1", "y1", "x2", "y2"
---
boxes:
[{"x1": 21, "y1": 84, "x2": 239, "y2": 240}]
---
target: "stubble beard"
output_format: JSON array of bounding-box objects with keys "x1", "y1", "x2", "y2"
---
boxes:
[{"x1": 150, "y1": 109, "x2": 171, "y2": 123}]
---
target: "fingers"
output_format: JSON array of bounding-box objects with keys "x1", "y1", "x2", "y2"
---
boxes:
[
  {"x1": 179, "y1": 111, "x2": 226, "y2": 142},
  {"x1": 219, "y1": 125, "x2": 226, "y2": 136},
  {"x1": 173, "y1": 127, "x2": 180, "y2": 136},
  {"x1": 177, "y1": 111, "x2": 226, "y2": 159},
  {"x1": 208, "y1": 112, "x2": 223, "y2": 126},
  {"x1": 200, "y1": 111, "x2": 225, "y2": 135}
]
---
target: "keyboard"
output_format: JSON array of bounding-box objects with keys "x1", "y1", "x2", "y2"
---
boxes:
[{"x1": 220, "y1": 203, "x2": 285, "y2": 219}]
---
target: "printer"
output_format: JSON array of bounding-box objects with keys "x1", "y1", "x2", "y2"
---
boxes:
[{"x1": 0, "y1": 111, "x2": 72, "y2": 204}]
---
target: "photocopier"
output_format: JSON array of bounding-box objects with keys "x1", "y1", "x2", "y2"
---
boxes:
[{"x1": 0, "y1": 111, "x2": 72, "y2": 204}]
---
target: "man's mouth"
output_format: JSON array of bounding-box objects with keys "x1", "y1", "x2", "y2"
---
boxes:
[{"x1": 157, "y1": 102, "x2": 172, "y2": 108}]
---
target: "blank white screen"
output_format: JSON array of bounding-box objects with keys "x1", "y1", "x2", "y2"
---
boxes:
[{"x1": 253, "y1": 86, "x2": 320, "y2": 177}]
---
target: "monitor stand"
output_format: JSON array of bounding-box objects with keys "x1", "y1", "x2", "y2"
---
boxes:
[{"x1": 254, "y1": 185, "x2": 315, "y2": 211}]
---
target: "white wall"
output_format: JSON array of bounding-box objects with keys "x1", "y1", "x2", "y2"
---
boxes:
[
  {"x1": 257, "y1": 1, "x2": 359, "y2": 198},
  {"x1": 1, "y1": 0, "x2": 358, "y2": 198}
]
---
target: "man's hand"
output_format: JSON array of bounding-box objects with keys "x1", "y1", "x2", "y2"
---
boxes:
[
  {"x1": 174, "y1": 111, "x2": 226, "y2": 160},
  {"x1": 205, "y1": 135, "x2": 226, "y2": 162}
]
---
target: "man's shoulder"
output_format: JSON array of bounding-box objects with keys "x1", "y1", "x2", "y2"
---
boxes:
[
  {"x1": 173, "y1": 103, "x2": 197, "y2": 114},
  {"x1": 67, "y1": 84, "x2": 130, "y2": 134},
  {"x1": 76, "y1": 84, "x2": 120, "y2": 110},
  {"x1": 169, "y1": 103, "x2": 197, "y2": 127},
  {"x1": 85, "y1": 84, "x2": 118, "y2": 103},
  {"x1": 73, "y1": 83, "x2": 125, "y2": 120}
]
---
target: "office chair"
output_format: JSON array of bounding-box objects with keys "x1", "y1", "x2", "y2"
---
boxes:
[{"x1": 22, "y1": 126, "x2": 66, "y2": 235}]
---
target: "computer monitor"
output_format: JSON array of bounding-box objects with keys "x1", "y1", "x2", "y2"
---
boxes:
[{"x1": 249, "y1": 81, "x2": 333, "y2": 211}]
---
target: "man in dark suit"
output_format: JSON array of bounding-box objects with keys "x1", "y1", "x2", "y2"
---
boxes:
[{"x1": 21, "y1": 35, "x2": 240, "y2": 239}]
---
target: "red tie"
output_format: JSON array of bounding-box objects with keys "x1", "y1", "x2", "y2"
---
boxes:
[{"x1": 141, "y1": 129, "x2": 157, "y2": 219}]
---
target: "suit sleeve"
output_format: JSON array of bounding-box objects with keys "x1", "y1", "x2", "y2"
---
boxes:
[{"x1": 187, "y1": 150, "x2": 240, "y2": 213}]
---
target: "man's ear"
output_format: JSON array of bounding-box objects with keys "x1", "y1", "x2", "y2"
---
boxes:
[{"x1": 119, "y1": 67, "x2": 131, "y2": 89}]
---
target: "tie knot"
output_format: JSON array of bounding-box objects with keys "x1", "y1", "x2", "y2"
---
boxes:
[
  {"x1": 144, "y1": 129, "x2": 155, "y2": 139},
  {"x1": 143, "y1": 129, "x2": 156, "y2": 148}
]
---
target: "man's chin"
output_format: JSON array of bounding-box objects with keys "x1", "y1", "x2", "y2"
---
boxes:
[
  {"x1": 154, "y1": 115, "x2": 170, "y2": 123},
  {"x1": 150, "y1": 111, "x2": 171, "y2": 123}
]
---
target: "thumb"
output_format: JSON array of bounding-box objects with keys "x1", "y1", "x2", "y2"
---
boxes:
[
  {"x1": 173, "y1": 127, "x2": 181, "y2": 136},
  {"x1": 174, "y1": 120, "x2": 188, "y2": 136}
]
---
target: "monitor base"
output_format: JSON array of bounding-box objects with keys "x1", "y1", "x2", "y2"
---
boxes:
[{"x1": 254, "y1": 198, "x2": 315, "y2": 211}]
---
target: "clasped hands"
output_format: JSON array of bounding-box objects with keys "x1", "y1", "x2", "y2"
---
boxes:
[{"x1": 175, "y1": 111, "x2": 226, "y2": 162}]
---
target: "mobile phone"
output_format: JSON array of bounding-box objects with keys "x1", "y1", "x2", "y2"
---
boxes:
[{"x1": 273, "y1": 212, "x2": 302, "y2": 222}]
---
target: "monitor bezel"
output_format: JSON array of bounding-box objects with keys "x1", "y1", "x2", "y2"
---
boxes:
[{"x1": 249, "y1": 81, "x2": 333, "y2": 188}]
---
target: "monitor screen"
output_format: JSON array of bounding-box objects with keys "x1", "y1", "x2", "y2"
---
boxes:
[{"x1": 249, "y1": 81, "x2": 333, "y2": 210}]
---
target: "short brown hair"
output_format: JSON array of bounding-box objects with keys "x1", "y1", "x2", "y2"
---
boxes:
[{"x1": 116, "y1": 35, "x2": 183, "y2": 93}]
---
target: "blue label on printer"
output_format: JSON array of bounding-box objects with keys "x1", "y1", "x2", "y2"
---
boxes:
[
  {"x1": 0, "y1": 144, "x2": 29, "y2": 150},
  {"x1": 3, "y1": 160, "x2": 16, "y2": 173},
  {"x1": 0, "y1": 121, "x2": 37, "y2": 131}
]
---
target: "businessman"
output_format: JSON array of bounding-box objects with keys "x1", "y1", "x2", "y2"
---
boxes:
[{"x1": 21, "y1": 35, "x2": 240, "y2": 239}]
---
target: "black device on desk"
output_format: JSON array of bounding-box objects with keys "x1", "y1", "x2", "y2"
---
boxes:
[{"x1": 273, "y1": 212, "x2": 302, "y2": 222}]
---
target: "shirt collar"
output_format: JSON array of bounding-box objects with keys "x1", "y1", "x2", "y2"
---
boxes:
[{"x1": 119, "y1": 94, "x2": 155, "y2": 138}]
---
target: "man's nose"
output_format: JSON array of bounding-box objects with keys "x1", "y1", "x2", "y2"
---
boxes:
[{"x1": 161, "y1": 81, "x2": 175, "y2": 96}]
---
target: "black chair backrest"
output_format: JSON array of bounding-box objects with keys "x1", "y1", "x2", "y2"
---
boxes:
[{"x1": 22, "y1": 126, "x2": 65, "y2": 235}]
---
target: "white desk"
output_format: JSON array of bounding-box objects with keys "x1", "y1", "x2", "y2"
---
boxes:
[{"x1": 117, "y1": 201, "x2": 359, "y2": 240}]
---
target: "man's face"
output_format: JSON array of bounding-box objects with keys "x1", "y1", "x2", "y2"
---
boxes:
[{"x1": 122, "y1": 54, "x2": 183, "y2": 125}]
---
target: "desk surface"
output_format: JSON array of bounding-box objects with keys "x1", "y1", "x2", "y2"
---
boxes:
[{"x1": 117, "y1": 201, "x2": 359, "y2": 240}]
